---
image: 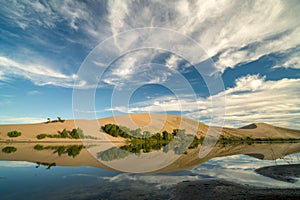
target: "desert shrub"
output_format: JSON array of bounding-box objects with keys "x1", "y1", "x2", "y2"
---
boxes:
[
  {"x1": 37, "y1": 134, "x2": 47, "y2": 139},
  {"x1": 2, "y1": 146, "x2": 17, "y2": 153},
  {"x1": 7, "y1": 130, "x2": 21, "y2": 137},
  {"x1": 34, "y1": 144, "x2": 44, "y2": 150}
]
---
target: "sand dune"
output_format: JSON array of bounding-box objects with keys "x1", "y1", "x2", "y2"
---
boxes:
[
  {"x1": 222, "y1": 122, "x2": 300, "y2": 139},
  {"x1": 1, "y1": 113, "x2": 300, "y2": 142},
  {"x1": 0, "y1": 114, "x2": 300, "y2": 142}
]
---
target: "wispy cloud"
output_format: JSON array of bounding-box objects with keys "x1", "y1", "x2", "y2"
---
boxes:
[
  {"x1": 27, "y1": 90, "x2": 41, "y2": 95},
  {"x1": 2, "y1": 1, "x2": 299, "y2": 87},
  {"x1": 0, "y1": 56, "x2": 84, "y2": 88},
  {"x1": 105, "y1": 0, "x2": 300, "y2": 74},
  {"x1": 274, "y1": 50, "x2": 300, "y2": 69}
]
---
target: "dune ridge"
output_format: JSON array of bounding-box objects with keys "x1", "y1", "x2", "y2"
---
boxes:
[{"x1": 0, "y1": 113, "x2": 300, "y2": 142}]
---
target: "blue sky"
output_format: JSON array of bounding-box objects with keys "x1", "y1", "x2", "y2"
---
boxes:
[{"x1": 0, "y1": 0, "x2": 299, "y2": 128}]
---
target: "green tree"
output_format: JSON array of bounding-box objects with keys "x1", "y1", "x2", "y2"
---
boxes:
[
  {"x1": 154, "y1": 133, "x2": 162, "y2": 140},
  {"x1": 60, "y1": 128, "x2": 69, "y2": 138},
  {"x1": 70, "y1": 128, "x2": 79, "y2": 139},
  {"x1": 77, "y1": 128, "x2": 84, "y2": 138},
  {"x1": 143, "y1": 131, "x2": 151, "y2": 138},
  {"x1": 162, "y1": 130, "x2": 172, "y2": 140}
]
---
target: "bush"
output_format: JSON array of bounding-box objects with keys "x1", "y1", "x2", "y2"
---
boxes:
[
  {"x1": 2, "y1": 146, "x2": 17, "y2": 153},
  {"x1": 37, "y1": 134, "x2": 47, "y2": 139},
  {"x1": 34, "y1": 144, "x2": 44, "y2": 150},
  {"x1": 7, "y1": 130, "x2": 21, "y2": 137}
]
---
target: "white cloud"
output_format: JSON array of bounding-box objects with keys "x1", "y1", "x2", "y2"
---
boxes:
[
  {"x1": 165, "y1": 55, "x2": 181, "y2": 70},
  {"x1": 282, "y1": 56, "x2": 300, "y2": 69},
  {"x1": 111, "y1": 57, "x2": 137, "y2": 78},
  {"x1": 274, "y1": 52, "x2": 300, "y2": 69},
  {"x1": 0, "y1": 56, "x2": 82, "y2": 88},
  {"x1": 229, "y1": 74, "x2": 265, "y2": 92},
  {"x1": 100, "y1": 49, "x2": 174, "y2": 87},
  {"x1": 194, "y1": 76, "x2": 300, "y2": 128}
]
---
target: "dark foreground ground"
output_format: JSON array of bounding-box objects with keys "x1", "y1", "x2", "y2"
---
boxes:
[
  {"x1": 172, "y1": 179, "x2": 300, "y2": 200},
  {"x1": 66, "y1": 178, "x2": 300, "y2": 200}
]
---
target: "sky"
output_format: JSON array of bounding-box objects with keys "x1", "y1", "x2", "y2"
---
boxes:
[{"x1": 0, "y1": 0, "x2": 299, "y2": 129}]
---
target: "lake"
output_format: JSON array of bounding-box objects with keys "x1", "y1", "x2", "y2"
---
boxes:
[{"x1": 1, "y1": 142, "x2": 300, "y2": 199}]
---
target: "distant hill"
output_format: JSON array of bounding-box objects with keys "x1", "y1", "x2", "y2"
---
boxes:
[{"x1": 222, "y1": 122, "x2": 300, "y2": 139}]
